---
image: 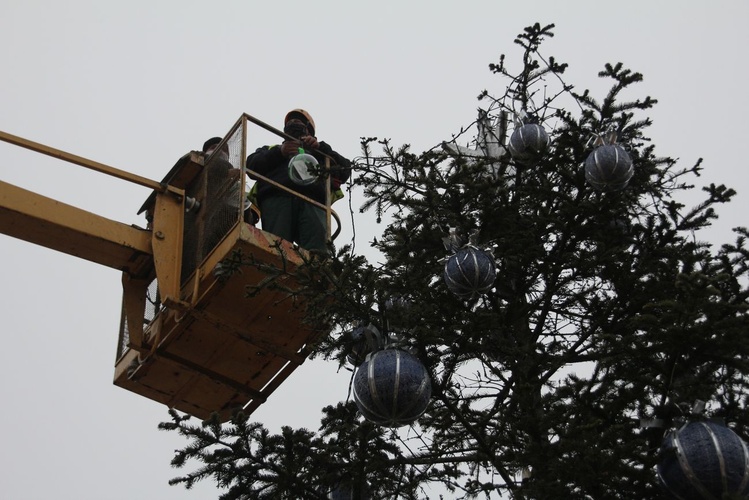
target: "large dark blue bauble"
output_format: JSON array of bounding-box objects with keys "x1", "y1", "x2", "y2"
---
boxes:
[
  {"x1": 443, "y1": 246, "x2": 496, "y2": 300},
  {"x1": 353, "y1": 349, "x2": 432, "y2": 427},
  {"x1": 584, "y1": 144, "x2": 634, "y2": 191},
  {"x1": 657, "y1": 421, "x2": 749, "y2": 499},
  {"x1": 508, "y1": 123, "x2": 549, "y2": 163}
]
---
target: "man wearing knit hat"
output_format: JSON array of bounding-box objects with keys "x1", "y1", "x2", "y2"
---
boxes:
[{"x1": 246, "y1": 108, "x2": 351, "y2": 253}]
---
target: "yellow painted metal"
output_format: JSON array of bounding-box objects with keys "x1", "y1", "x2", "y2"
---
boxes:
[
  {"x1": 138, "y1": 151, "x2": 204, "y2": 218},
  {"x1": 151, "y1": 190, "x2": 186, "y2": 309},
  {"x1": 0, "y1": 117, "x2": 339, "y2": 421},
  {"x1": 324, "y1": 157, "x2": 332, "y2": 243},
  {"x1": 0, "y1": 130, "x2": 168, "y2": 193},
  {"x1": 0, "y1": 180, "x2": 152, "y2": 276},
  {"x1": 121, "y1": 274, "x2": 151, "y2": 349},
  {"x1": 114, "y1": 223, "x2": 326, "y2": 422},
  {"x1": 244, "y1": 168, "x2": 342, "y2": 241}
]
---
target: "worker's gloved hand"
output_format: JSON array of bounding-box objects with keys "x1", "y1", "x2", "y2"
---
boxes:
[
  {"x1": 301, "y1": 135, "x2": 319, "y2": 150},
  {"x1": 280, "y1": 140, "x2": 300, "y2": 158}
]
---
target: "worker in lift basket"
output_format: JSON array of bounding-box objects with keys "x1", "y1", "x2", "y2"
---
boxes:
[{"x1": 245, "y1": 109, "x2": 351, "y2": 254}]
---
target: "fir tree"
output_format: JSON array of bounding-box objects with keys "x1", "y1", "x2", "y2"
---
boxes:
[{"x1": 159, "y1": 23, "x2": 749, "y2": 499}]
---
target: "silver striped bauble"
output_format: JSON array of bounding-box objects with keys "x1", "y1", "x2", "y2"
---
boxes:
[
  {"x1": 443, "y1": 246, "x2": 496, "y2": 300},
  {"x1": 508, "y1": 123, "x2": 550, "y2": 163},
  {"x1": 657, "y1": 421, "x2": 749, "y2": 499},
  {"x1": 352, "y1": 349, "x2": 432, "y2": 427},
  {"x1": 584, "y1": 144, "x2": 634, "y2": 191}
]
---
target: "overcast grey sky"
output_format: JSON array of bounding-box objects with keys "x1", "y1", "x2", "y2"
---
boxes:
[{"x1": 1, "y1": 1, "x2": 747, "y2": 499}]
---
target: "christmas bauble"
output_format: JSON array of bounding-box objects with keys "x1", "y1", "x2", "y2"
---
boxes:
[
  {"x1": 584, "y1": 144, "x2": 633, "y2": 191},
  {"x1": 353, "y1": 348, "x2": 432, "y2": 427},
  {"x1": 288, "y1": 151, "x2": 319, "y2": 185},
  {"x1": 508, "y1": 123, "x2": 549, "y2": 163},
  {"x1": 657, "y1": 421, "x2": 749, "y2": 499},
  {"x1": 443, "y1": 246, "x2": 496, "y2": 300}
]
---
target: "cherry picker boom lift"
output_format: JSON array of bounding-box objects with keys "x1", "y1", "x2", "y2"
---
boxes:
[{"x1": 0, "y1": 114, "x2": 340, "y2": 422}]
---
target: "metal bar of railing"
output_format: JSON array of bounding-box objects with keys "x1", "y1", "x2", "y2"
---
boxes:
[
  {"x1": 241, "y1": 112, "x2": 343, "y2": 242},
  {"x1": 245, "y1": 168, "x2": 342, "y2": 241},
  {"x1": 0, "y1": 130, "x2": 166, "y2": 192}
]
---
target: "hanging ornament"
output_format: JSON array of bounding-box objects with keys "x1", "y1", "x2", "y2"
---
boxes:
[
  {"x1": 443, "y1": 245, "x2": 496, "y2": 300},
  {"x1": 345, "y1": 323, "x2": 383, "y2": 367},
  {"x1": 288, "y1": 147, "x2": 320, "y2": 185},
  {"x1": 508, "y1": 112, "x2": 550, "y2": 164},
  {"x1": 584, "y1": 131, "x2": 633, "y2": 191},
  {"x1": 352, "y1": 348, "x2": 432, "y2": 427},
  {"x1": 442, "y1": 226, "x2": 465, "y2": 254},
  {"x1": 657, "y1": 420, "x2": 749, "y2": 499}
]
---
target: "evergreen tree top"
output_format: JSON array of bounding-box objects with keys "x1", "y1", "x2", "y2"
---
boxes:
[{"x1": 162, "y1": 23, "x2": 749, "y2": 499}]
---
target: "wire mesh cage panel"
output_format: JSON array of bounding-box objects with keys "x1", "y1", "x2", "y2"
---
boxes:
[
  {"x1": 116, "y1": 277, "x2": 160, "y2": 361},
  {"x1": 117, "y1": 123, "x2": 246, "y2": 364},
  {"x1": 182, "y1": 126, "x2": 245, "y2": 282}
]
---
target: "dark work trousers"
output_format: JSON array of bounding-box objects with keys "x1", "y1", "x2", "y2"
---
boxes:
[{"x1": 259, "y1": 195, "x2": 329, "y2": 253}]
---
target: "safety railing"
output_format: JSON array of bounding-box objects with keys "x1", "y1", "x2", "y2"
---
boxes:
[{"x1": 233, "y1": 113, "x2": 342, "y2": 242}]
